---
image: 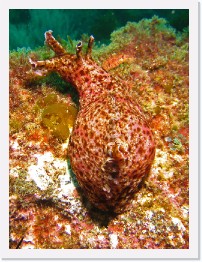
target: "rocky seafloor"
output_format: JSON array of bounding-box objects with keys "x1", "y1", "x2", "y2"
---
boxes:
[{"x1": 9, "y1": 16, "x2": 189, "y2": 249}]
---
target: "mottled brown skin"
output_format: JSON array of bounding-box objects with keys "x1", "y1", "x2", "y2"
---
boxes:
[{"x1": 30, "y1": 31, "x2": 155, "y2": 213}]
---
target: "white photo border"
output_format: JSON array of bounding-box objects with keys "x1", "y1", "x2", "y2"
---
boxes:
[{"x1": 0, "y1": 0, "x2": 199, "y2": 259}]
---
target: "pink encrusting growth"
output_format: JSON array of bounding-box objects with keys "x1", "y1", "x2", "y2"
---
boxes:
[{"x1": 30, "y1": 30, "x2": 155, "y2": 213}]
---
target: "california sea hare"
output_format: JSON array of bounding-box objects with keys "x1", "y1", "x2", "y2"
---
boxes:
[{"x1": 30, "y1": 31, "x2": 155, "y2": 213}]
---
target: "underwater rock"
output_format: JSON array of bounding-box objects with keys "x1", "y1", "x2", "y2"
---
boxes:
[{"x1": 30, "y1": 31, "x2": 155, "y2": 213}]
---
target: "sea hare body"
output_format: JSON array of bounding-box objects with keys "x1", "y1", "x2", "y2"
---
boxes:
[{"x1": 30, "y1": 31, "x2": 155, "y2": 213}]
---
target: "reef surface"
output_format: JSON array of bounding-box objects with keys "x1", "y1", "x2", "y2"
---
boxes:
[{"x1": 9, "y1": 16, "x2": 189, "y2": 249}]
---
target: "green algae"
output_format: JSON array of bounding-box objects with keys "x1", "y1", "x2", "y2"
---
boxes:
[
  {"x1": 171, "y1": 43, "x2": 189, "y2": 61},
  {"x1": 170, "y1": 137, "x2": 184, "y2": 152},
  {"x1": 93, "y1": 15, "x2": 185, "y2": 60},
  {"x1": 41, "y1": 103, "x2": 77, "y2": 141},
  {"x1": 10, "y1": 119, "x2": 23, "y2": 134},
  {"x1": 36, "y1": 93, "x2": 58, "y2": 108},
  {"x1": 9, "y1": 170, "x2": 38, "y2": 198},
  {"x1": 34, "y1": 93, "x2": 78, "y2": 141},
  {"x1": 30, "y1": 45, "x2": 56, "y2": 61}
]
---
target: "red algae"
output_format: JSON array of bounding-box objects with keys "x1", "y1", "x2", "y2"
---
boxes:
[{"x1": 9, "y1": 16, "x2": 189, "y2": 249}]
